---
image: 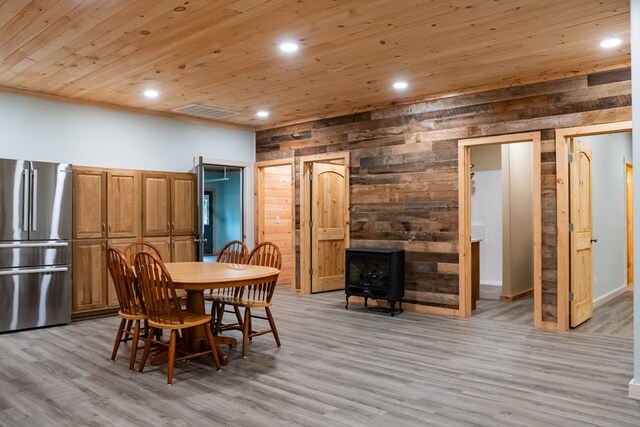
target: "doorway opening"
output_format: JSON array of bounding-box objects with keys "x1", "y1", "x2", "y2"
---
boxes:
[
  {"x1": 255, "y1": 159, "x2": 296, "y2": 289},
  {"x1": 202, "y1": 165, "x2": 244, "y2": 262},
  {"x1": 557, "y1": 126, "x2": 633, "y2": 332},
  {"x1": 458, "y1": 132, "x2": 543, "y2": 327},
  {"x1": 299, "y1": 152, "x2": 350, "y2": 295}
]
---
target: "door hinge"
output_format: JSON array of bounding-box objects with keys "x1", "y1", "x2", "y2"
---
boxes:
[
  {"x1": 309, "y1": 268, "x2": 314, "y2": 276},
  {"x1": 569, "y1": 223, "x2": 574, "y2": 232},
  {"x1": 309, "y1": 220, "x2": 314, "y2": 229},
  {"x1": 569, "y1": 292, "x2": 575, "y2": 302},
  {"x1": 309, "y1": 173, "x2": 313, "y2": 181},
  {"x1": 568, "y1": 153, "x2": 574, "y2": 163}
]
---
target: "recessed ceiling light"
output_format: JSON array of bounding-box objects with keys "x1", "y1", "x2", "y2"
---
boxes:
[
  {"x1": 279, "y1": 42, "x2": 299, "y2": 53},
  {"x1": 256, "y1": 110, "x2": 269, "y2": 118},
  {"x1": 600, "y1": 37, "x2": 622, "y2": 48},
  {"x1": 393, "y1": 81, "x2": 408, "y2": 90},
  {"x1": 144, "y1": 89, "x2": 159, "y2": 98}
]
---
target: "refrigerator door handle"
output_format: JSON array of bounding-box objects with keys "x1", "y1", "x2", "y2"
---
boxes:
[
  {"x1": 31, "y1": 168, "x2": 38, "y2": 231},
  {"x1": 0, "y1": 266, "x2": 68, "y2": 276},
  {"x1": 22, "y1": 169, "x2": 29, "y2": 232},
  {"x1": 0, "y1": 241, "x2": 69, "y2": 249}
]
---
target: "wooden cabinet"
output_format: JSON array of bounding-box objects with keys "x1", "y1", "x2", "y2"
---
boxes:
[
  {"x1": 171, "y1": 173, "x2": 197, "y2": 235},
  {"x1": 106, "y1": 238, "x2": 137, "y2": 307},
  {"x1": 72, "y1": 239, "x2": 107, "y2": 311},
  {"x1": 172, "y1": 235, "x2": 197, "y2": 262},
  {"x1": 73, "y1": 169, "x2": 106, "y2": 239},
  {"x1": 107, "y1": 170, "x2": 140, "y2": 238},
  {"x1": 142, "y1": 173, "x2": 171, "y2": 236},
  {"x1": 143, "y1": 237, "x2": 172, "y2": 261}
]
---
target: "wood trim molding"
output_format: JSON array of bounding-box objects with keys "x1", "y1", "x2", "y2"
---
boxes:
[
  {"x1": 555, "y1": 121, "x2": 632, "y2": 331},
  {"x1": 500, "y1": 288, "x2": 534, "y2": 302},
  {"x1": 255, "y1": 158, "x2": 296, "y2": 292},
  {"x1": 299, "y1": 151, "x2": 350, "y2": 295},
  {"x1": 458, "y1": 132, "x2": 543, "y2": 328}
]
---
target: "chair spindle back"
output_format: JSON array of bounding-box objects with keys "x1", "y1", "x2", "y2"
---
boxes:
[
  {"x1": 123, "y1": 242, "x2": 163, "y2": 267},
  {"x1": 211, "y1": 240, "x2": 248, "y2": 298},
  {"x1": 107, "y1": 248, "x2": 145, "y2": 316},
  {"x1": 246, "y1": 242, "x2": 282, "y2": 303},
  {"x1": 134, "y1": 252, "x2": 183, "y2": 326}
]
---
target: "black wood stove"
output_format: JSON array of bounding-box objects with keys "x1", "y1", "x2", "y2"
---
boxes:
[{"x1": 345, "y1": 248, "x2": 405, "y2": 316}]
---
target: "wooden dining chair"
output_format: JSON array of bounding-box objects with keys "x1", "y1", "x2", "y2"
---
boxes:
[
  {"x1": 205, "y1": 240, "x2": 248, "y2": 334},
  {"x1": 106, "y1": 248, "x2": 147, "y2": 370},
  {"x1": 134, "y1": 251, "x2": 221, "y2": 385},
  {"x1": 218, "y1": 242, "x2": 282, "y2": 357},
  {"x1": 123, "y1": 241, "x2": 163, "y2": 266}
]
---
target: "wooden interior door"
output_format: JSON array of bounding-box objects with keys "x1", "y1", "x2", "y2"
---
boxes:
[
  {"x1": 73, "y1": 169, "x2": 106, "y2": 239},
  {"x1": 257, "y1": 164, "x2": 294, "y2": 285},
  {"x1": 627, "y1": 163, "x2": 633, "y2": 285},
  {"x1": 569, "y1": 139, "x2": 593, "y2": 327},
  {"x1": 142, "y1": 173, "x2": 170, "y2": 236},
  {"x1": 107, "y1": 170, "x2": 140, "y2": 238},
  {"x1": 311, "y1": 162, "x2": 347, "y2": 293},
  {"x1": 171, "y1": 173, "x2": 197, "y2": 235}
]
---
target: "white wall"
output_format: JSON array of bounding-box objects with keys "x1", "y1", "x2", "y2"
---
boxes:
[
  {"x1": 633, "y1": 0, "x2": 640, "y2": 394},
  {"x1": 0, "y1": 91, "x2": 256, "y2": 244},
  {"x1": 471, "y1": 145, "x2": 503, "y2": 293},
  {"x1": 502, "y1": 142, "x2": 534, "y2": 297},
  {"x1": 581, "y1": 132, "x2": 632, "y2": 300}
]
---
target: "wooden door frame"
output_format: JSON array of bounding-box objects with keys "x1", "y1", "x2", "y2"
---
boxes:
[
  {"x1": 299, "y1": 152, "x2": 350, "y2": 295},
  {"x1": 556, "y1": 121, "x2": 632, "y2": 331},
  {"x1": 458, "y1": 132, "x2": 543, "y2": 328},
  {"x1": 255, "y1": 158, "x2": 296, "y2": 291}
]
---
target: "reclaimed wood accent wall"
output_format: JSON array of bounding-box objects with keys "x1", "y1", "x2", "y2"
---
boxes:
[{"x1": 255, "y1": 68, "x2": 631, "y2": 323}]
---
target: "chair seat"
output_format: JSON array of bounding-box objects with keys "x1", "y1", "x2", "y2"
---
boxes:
[
  {"x1": 216, "y1": 294, "x2": 272, "y2": 309},
  {"x1": 148, "y1": 310, "x2": 212, "y2": 330}
]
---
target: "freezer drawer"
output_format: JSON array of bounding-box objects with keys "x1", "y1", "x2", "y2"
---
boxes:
[
  {"x1": 0, "y1": 241, "x2": 71, "y2": 269},
  {"x1": 0, "y1": 266, "x2": 71, "y2": 332}
]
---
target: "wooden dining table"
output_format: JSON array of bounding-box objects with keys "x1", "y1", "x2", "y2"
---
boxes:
[{"x1": 164, "y1": 261, "x2": 280, "y2": 365}]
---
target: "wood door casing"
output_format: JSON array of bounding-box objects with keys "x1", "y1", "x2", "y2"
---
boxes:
[
  {"x1": 72, "y1": 239, "x2": 107, "y2": 312},
  {"x1": 107, "y1": 170, "x2": 140, "y2": 238},
  {"x1": 73, "y1": 169, "x2": 106, "y2": 239},
  {"x1": 311, "y1": 163, "x2": 347, "y2": 293},
  {"x1": 257, "y1": 164, "x2": 294, "y2": 285},
  {"x1": 171, "y1": 173, "x2": 197, "y2": 236},
  {"x1": 570, "y1": 139, "x2": 593, "y2": 328},
  {"x1": 142, "y1": 173, "x2": 170, "y2": 236}
]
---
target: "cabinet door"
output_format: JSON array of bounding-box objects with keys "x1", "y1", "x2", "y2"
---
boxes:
[
  {"x1": 143, "y1": 237, "x2": 171, "y2": 262},
  {"x1": 171, "y1": 173, "x2": 197, "y2": 235},
  {"x1": 172, "y1": 235, "x2": 197, "y2": 262},
  {"x1": 106, "y1": 238, "x2": 137, "y2": 307},
  {"x1": 72, "y1": 239, "x2": 107, "y2": 312},
  {"x1": 107, "y1": 170, "x2": 140, "y2": 238},
  {"x1": 142, "y1": 173, "x2": 170, "y2": 236},
  {"x1": 73, "y1": 169, "x2": 106, "y2": 239}
]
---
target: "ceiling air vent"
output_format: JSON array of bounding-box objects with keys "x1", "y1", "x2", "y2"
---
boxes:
[{"x1": 172, "y1": 104, "x2": 238, "y2": 120}]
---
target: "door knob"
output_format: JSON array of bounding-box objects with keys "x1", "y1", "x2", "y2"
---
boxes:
[{"x1": 591, "y1": 238, "x2": 598, "y2": 243}]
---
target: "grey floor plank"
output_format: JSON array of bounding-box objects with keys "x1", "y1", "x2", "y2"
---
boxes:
[{"x1": 0, "y1": 287, "x2": 638, "y2": 426}]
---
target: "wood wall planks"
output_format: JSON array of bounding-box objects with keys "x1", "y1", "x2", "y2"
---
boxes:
[{"x1": 256, "y1": 68, "x2": 632, "y2": 323}]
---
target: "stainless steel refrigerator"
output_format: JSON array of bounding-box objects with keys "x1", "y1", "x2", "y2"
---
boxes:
[{"x1": 0, "y1": 158, "x2": 72, "y2": 333}]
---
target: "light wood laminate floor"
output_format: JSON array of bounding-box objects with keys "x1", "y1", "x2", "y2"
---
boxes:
[{"x1": 0, "y1": 288, "x2": 638, "y2": 426}]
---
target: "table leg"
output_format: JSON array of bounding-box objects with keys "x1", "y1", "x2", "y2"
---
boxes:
[{"x1": 183, "y1": 290, "x2": 236, "y2": 365}]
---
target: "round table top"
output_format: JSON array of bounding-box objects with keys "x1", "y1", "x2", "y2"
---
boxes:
[{"x1": 165, "y1": 262, "x2": 280, "y2": 290}]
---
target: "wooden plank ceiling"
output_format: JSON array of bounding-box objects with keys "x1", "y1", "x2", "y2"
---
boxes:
[{"x1": 0, "y1": 0, "x2": 630, "y2": 128}]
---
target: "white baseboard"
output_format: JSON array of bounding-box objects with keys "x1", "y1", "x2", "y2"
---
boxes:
[
  {"x1": 593, "y1": 285, "x2": 630, "y2": 308},
  {"x1": 480, "y1": 283, "x2": 502, "y2": 300},
  {"x1": 629, "y1": 378, "x2": 640, "y2": 400}
]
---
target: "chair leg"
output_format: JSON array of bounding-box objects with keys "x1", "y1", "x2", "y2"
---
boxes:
[
  {"x1": 167, "y1": 329, "x2": 177, "y2": 385},
  {"x1": 210, "y1": 302, "x2": 219, "y2": 332},
  {"x1": 242, "y1": 307, "x2": 251, "y2": 358},
  {"x1": 123, "y1": 319, "x2": 133, "y2": 343},
  {"x1": 248, "y1": 311, "x2": 253, "y2": 341},
  {"x1": 265, "y1": 307, "x2": 281, "y2": 347},
  {"x1": 234, "y1": 306, "x2": 244, "y2": 329},
  {"x1": 129, "y1": 320, "x2": 141, "y2": 371},
  {"x1": 111, "y1": 318, "x2": 126, "y2": 360},
  {"x1": 138, "y1": 327, "x2": 155, "y2": 373},
  {"x1": 203, "y1": 325, "x2": 221, "y2": 371}
]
